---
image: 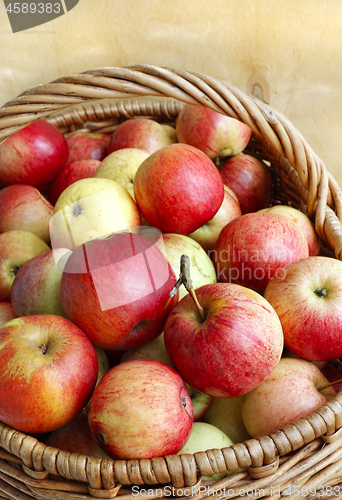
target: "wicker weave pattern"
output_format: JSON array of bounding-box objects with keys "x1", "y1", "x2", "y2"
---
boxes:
[{"x1": 1, "y1": 65, "x2": 342, "y2": 499}]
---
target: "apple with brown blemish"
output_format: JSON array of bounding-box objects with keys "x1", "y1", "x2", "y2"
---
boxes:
[{"x1": 49, "y1": 177, "x2": 141, "y2": 250}]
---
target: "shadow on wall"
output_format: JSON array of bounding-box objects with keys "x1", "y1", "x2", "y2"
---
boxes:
[{"x1": 2, "y1": 0, "x2": 80, "y2": 33}]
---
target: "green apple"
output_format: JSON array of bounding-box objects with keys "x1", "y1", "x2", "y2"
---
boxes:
[
  {"x1": 178, "y1": 422, "x2": 235, "y2": 479},
  {"x1": 94, "y1": 148, "x2": 150, "y2": 201},
  {"x1": 201, "y1": 395, "x2": 251, "y2": 444}
]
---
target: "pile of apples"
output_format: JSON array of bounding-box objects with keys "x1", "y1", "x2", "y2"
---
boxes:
[{"x1": 0, "y1": 103, "x2": 342, "y2": 471}]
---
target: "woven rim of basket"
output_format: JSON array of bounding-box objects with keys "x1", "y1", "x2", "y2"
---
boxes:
[
  {"x1": 1, "y1": 65, "x2": 342, "y2": 491},
  {"x1": 1, "y1": 65, "x2": 342, "y2": 258}
]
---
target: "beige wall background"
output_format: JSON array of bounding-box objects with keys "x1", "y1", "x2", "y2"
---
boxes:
[{"x1": 1, "y1": 0, "x2": 342, "y2": 184}]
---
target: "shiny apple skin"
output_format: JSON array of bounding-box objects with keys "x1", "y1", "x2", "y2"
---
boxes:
[
  {"x1": 66, "y1": 132, "x2": 110, "y2": 164},
  {"x1": 219, "y1": 153, "x2": 274, "y2": 214},
  {"x1": 134, "y1": 143, "x2": 225, "y2": 235},
  {"x1": 0, "y1": 120, "x2": 68, "y2": 191},
  {"x1": 164, "y1": 282, "x2": 284, "y2": 398},
  {"x1": 0, "y1": 314, "x2": 98, "y2": 434}
]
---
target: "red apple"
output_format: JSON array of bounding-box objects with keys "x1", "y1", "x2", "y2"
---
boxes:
[
  {"x1": 164, "y1": 282, "x2": 284, "y2": 398},
  {"x1": 0, "y1": 302, "x2": 16, "y2": 327},
  {"x1": 0, "y1": 120, "x2": 68, "y2": 191},
  {"x1": 88, "y1": 359, "x2": 193, "y2": 459},
  {"x1": 48, "y1": 159, "x2": 101, "y2": 206},
  {"x1": 45, "y1": 411, "x2": 110, "y2": 459},
  {"x1": 134, "y1": 143, "x2": 225, "y2": 234},
  {"x1": 0, "y1": 314, "x2": 98, "y2": 434},
  {"x1": 188, "y1": 185, "x2": 242, "y2": 253},
  {"x1": 0, "y1": 184, "x2": 54, "y2": 244},
  {"x1": 219, "y1": 153, "x2": 274, "y2": 214},
  {"x1": 264, "y1": 256, "x2": 342, "y2": 361},
  {"x1": 66, "y1": 131, "x2": 110, "y2": 164},
  {"x1": 176, "y1": 104, "x2": 252, "y2": 159},
  {"x1": 241, "y1": 357, "x2": 336, "y2": 437},
  {"x1": 213, "y1": 212, "x2": 309, "y2": 295},
  {"x1": 260, "y1": 205, "x2": 320, "y2": 256},
  {"x1": 60, "y1": 232, "x2": 178, "y2": 350},
  {"x1": 10, "y1": 248, "x2": 71, "y2": 317},
  {"x1": 0, "y1": 230, "x2": 50, "y2": 301},
  {"x1": 109, "y1": 118, "x2": 177, "y2": 155}
]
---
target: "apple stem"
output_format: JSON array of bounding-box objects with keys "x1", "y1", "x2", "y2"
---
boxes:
[
  {"x1": 319, "y1": 378, "x2": 342, "y2": 392},
  {"x1": 169, "y1": 255, "x2": 206, "y2": 322}
]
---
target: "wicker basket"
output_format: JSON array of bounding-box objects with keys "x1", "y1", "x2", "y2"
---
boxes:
[{"x1": 1, "y1": 65, "x2": 342, "y2": 500}]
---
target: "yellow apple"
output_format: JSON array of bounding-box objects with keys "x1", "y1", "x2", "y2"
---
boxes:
[
  {"x1": 178, "y1": 422, "x2": 235, "y2": 480},
  {"x1": 50, "y1": 177, "x2": 141, "y2": 250},
  {"x1": 0, "y1": 230, "x2": 50, "y2": 301},
  {"x1": 121, "y1": 332, "x2": 173, "y2": 367},
  {"x1": 94, "y1": 148, "x2": 150, "y2": 201},
  {"x1": 154, "y1": 233, "x2": 217, "y2": 300},
  {"x1": 189, "y1": 185, "x2": 241, "y2": 253},
  {"x1": 201, "y1": 395, "x2": 251, "y2": 444}
]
